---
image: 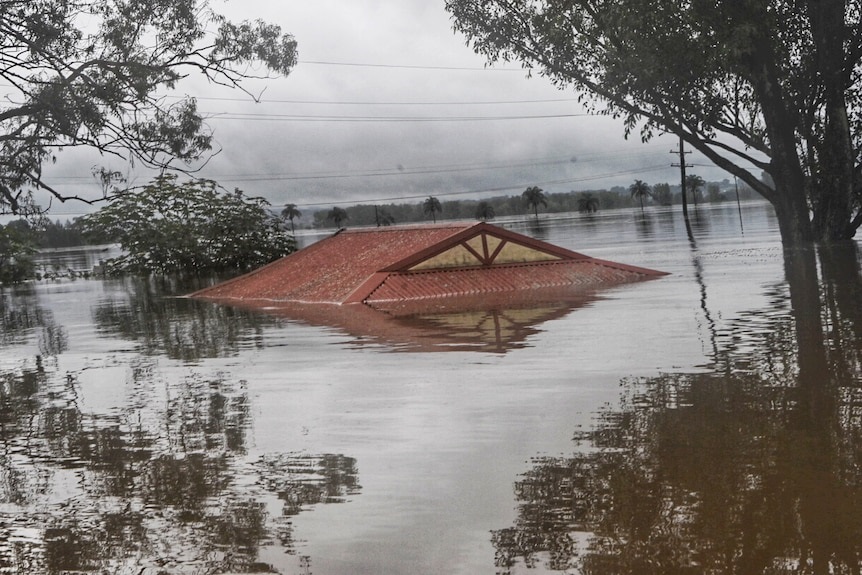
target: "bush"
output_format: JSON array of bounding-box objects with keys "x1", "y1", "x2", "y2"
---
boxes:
[
  {"x1": 80, "y1": 175, "x2": 294, "y2": 275},
  {"x1": 0, "y1": 224, "x2": 37, "y2": 284}
]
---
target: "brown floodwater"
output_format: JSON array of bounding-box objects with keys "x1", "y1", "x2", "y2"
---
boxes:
[{"x1": 0, "y1": 202, "x2": 860, "y2": 574}]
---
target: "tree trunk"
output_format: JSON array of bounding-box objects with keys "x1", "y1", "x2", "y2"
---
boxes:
[
  {"x1": 808, "y1": 0, "x2": 856, "y2": 241},
  {"x1": 744, "y1": 29, "x2": 814, "y2": 246}
]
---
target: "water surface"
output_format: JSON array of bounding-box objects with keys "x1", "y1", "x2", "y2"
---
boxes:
[{"x1": 1, "y1": 202, "x2": 859, "y2": 574}]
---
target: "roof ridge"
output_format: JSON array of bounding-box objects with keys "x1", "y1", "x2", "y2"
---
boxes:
[{"x1": 339, "y1": 222, "x2": 475, "y2": 234}]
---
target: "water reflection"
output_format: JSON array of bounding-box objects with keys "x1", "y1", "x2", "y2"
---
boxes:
[
  {"x1": 0, "y1": 352, "x2": 360, "y2": 573},
  {"x1": 218, "y1": 290, "x2": 603, "y2": 353},
  {"x1": 0, "y1": 285, "x2": 62, "y2": 352},
  {"x1": 93, "y1": 275, "x2": 282, "y2": 360},
  {"x1": 633, "y1": 212, "x2": 654, "y2": 239},
  {"x1": 493, "y1": 243, "x2": 862, "y2": 574}
]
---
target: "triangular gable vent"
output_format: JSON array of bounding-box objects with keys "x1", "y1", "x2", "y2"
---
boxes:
[{"x1": 382, "y1": 223, "x2": 587, "y2": 272}]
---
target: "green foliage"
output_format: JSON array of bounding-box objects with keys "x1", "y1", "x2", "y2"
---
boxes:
[
  {"x1": 79, "y1": 175, "x2": 294, "y2": 275},
  {"x1": 377, "y1": 208, "x2": 396, "y2": 226},
  {"x1": 577, "y1": 193, "x2": 599, "y2": 214},
  {"x1": 707, "y1": 183, "x2": 724, "y2": 203},
  {"x1": 652, "y1": 183, "x2": 673, "y2": 206},
  {"x1": 629, "y1": 179, "x2": 652, "y2": 214},
  {"x1": 326, "y1": 207, "x2": 348, "y2": 228},
  {"x1": 0, "y1": 224, "x2": 37, "y2": 284},
  {"x1": 445, "y1": 0, "x2": 862, "y2": 242},
  {"x1": 0, "y1": 0, "x2": 297, "y2": 214},
  {"x1": 685, "y1": 174, "x2": 706, "y2": 205},
  {"x1": 281, "y1": 203, "x2": 302, "y2": 232},
  {"x1": 309, "y1": 178, "x2": 748, "y2": 227},
  {"x1": 37, "y1": 219, "x2": 88, "y2": 249},
  {"x1": 423, "y1": 196, "x2": 442, "y2": 223},
  {"x1": 475, "y1": 201, "x2": 496, "y2": 221},
  {"x1": 521, "y1": 186, "x2": 547, "y2": 220}
]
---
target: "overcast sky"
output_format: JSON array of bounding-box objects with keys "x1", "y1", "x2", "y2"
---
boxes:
[{"x1": 42, "y1": 0, "x2": 733, "y2": 217}]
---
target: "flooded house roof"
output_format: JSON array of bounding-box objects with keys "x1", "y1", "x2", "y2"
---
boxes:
[{"x1": 190, "y1": 222, "x2": 667, "y2": 311}]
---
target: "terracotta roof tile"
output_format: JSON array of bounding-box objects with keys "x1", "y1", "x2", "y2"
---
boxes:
[
  {"x1": 191, "y1": 222, "x2": 667, "y2": 310},
  {"x1": 193, "y1": 223, "x2": 471, "y2": 303}
]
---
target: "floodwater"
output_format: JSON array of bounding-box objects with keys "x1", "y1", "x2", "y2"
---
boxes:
[{"x1": 0, "y1": 202, "x2": 860, "y2": 574}]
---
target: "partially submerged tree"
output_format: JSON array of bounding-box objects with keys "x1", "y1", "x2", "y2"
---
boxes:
[
  {"x1": 686, "y1": 174, "x2": 706, "y2": 209},
  {"x1": 446, "y1": 0, "x2": 862, "y2": 244},
  {"x1": 79, "y1": 175, "x2": 294, "y2": 275},
  {"x1": 281, "y1": 203, "x2": 302, "y2": 233},
  {"x1": 522, "y1": 186, "x2": 547, "y2": 221},
  {"x1": 0, "y1": 0, "x2": 297, "y2": 214},
  {"x1": 577, "y1": 193, "x2": 599, "y2": 214},
  {"x1": 652, "y1": 183, "x2": 673, "y2": 206},
  {"x1": 475, "y1": 201, "x2": 496, "y2": 221},
  {"x1": 326, "y1": 207, "x2": 348, "y2": 228},
  {"x1": 0, "y1": 223, "x2": 37, "y2": 284},
  {"x1": 423, "y1": 196, "x2": 442, "y2": 223},
  {"x1": 629, "y1": 180, "x2": 652, "y2": 215}
]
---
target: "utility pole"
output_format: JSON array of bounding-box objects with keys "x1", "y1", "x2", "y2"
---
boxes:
[
  {"x1": 734, "y1": 176, "x2": 744, "y2": 234},
  {"x1": 671, "y1": 136, "x2": 693, "y2": 236}
]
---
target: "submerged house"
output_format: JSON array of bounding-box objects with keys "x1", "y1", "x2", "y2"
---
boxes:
[{"x1": 190, "y1": 222, "x2": 667, "y2": 316}]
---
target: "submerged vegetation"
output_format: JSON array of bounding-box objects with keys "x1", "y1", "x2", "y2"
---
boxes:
[
  {"x1": 310, "y1": 177, "x2": 756, "y2": 228},
  {"x1": 78, "y1": 175, "x2": 294, "y2": 276}
]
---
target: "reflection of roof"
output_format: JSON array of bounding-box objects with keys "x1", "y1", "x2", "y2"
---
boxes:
[
  {"x1": 201, "y1": 293, "x2": 602, "y2": 353},
  {"x1": 191, "y1": 222, "x2": 667, "y2": 309}
]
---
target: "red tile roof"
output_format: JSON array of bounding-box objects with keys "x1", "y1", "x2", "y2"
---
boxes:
[
  {"x1": 190, "y1": 222, "x2": 667, "y2": 309},
  {"x1": 194, "y1": 223, "x2": 473, "y2": 304}
]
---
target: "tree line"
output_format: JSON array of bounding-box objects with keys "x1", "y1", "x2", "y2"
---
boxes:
[
  {"x1": 0, "y1": 172, "x2": 760, "y2": 284},
  {"x1": 309, "y1": 177, "x2": 762, "y2": 228}
]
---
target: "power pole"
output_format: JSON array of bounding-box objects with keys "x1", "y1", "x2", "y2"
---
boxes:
[
  {"x1": 734, "y1": 176, "x2": 744, "y2": 234},
  {"x1": 671, "y1": 136, "x2": 693, "y2": 224}
]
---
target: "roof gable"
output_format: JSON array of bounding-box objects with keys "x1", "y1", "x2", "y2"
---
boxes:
[
  {"x1": 381, "y1": 222, "x2": 587, "y2": 272},
  {"x1": 191, "y1": 223, "x2": 472, "y2": 304}
]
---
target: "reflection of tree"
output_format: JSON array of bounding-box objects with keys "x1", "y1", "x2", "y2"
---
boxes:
[
  {"x1": 256, "y1": 453, "x2": 361, "y2": 516},
  {"x1": 0, "y1": 286, "x2": 65, "y2": 354},
  {"x1": 0, "y1": 354, "x2": 361, "y2": 574},
  {"x1": 493, "y1": 244, "x2": 862, "y2": 574},
  {"x1": 92, "y1": 275, "x2": 281, "y2": 360}
]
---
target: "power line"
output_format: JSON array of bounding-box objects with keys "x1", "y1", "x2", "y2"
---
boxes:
[
  {"x1": 168, "y1": 94, "x2": 581, "y2": 106},
  {"x1": 205, "y1": 112, "x2": 597, "y2": 123},
  {"x1": 213, "y1": 157, "x2": 581, "y2": 183},
  {"x1": 297, "y1": 164, "x2": 671, "y2": 208},
  {"x1": 299, "y1": 59, "x2": 525, "y2": 72},
  {"x1": 41, "y1": 149, "x2": 673, "y2": 185},
  {"x1": 40, "y1": 148, "x2": 671, "y2": 185}
]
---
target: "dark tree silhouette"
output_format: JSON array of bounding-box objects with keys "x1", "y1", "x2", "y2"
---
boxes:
[
  {"x1": 629, "y1": 179, "x2": 652, "y2": 215},
  {"x1": 281, "y1": 203, "x2": 302, "y2": 233},
  {"x1": 0, "y1": 0, "x2": 297, "y2": 215},
  {"x1": 521, "y1": 186, "x2": 547, "y2": 221},
  {"x1": 423, "y1": 196, "x2": 442, "y2": 223},
  {"x1": 577, "y1": 193, "x2": 599, "y2": 214},
  {"x1": 327, "y1": 207, "x2": 349, "y2": 228},
  {"x1": 475, "y1": 201, "x2": 496, "y2": 221}
]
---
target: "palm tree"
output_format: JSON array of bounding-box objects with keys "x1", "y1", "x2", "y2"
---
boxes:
[
  {"x1": 475, "y1": 201, "x2": 495, "y2": 221},
  {"x1": 521, "y1": 186, "x2": 547, "y2": 221},
  {"x1": 629, "y1": 180, "x2": 652, "y2": 216},
  {"x1": 326, "y1": 206, "x2": 348, "y2": 228},
  {"x1": 375, "y1": 207, "x2": 396, "y2": 227},
  {"x1": 423, "y1": 196, "x2": 442, "y2": 223},
  {"x1": 577, "y1": 193, "x2": 599, "y2": 214},
  {"x1": 686, "y1": 174, "x2": 705, "y2": 208},
  {"x1": 281, "y1": 203, "x2": 301, "y2": 233}
]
